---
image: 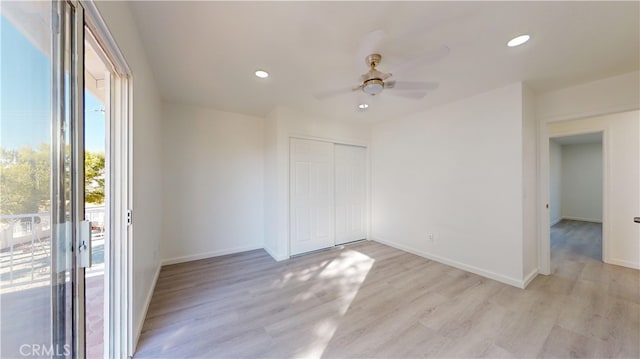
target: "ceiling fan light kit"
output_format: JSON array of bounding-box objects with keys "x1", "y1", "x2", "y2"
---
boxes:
[
  {"x1": 358, "y1": 53, "x2": 390, "y2": 96},
  {"x1": 363, "y1": 78, "x2": 384, "y2": 95}
]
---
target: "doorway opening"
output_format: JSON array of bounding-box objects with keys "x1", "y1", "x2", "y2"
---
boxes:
[
  {"x1": 548, "y1": 132, "x2": 604, "y2": 271},
  {"x1": 84, "y1": 28, "x2": 110, "y2": 359}
]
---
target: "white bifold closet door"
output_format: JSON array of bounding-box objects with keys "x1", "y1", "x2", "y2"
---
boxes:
[
  {"x1": 290, "y1": 139, "x2": 336, "y2": 255},
  {"x1": 335, "y1": 144, "x2": 367, "y2": 245}
]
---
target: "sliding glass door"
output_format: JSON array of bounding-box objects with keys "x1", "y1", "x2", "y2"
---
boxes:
[{"x1": 1, "y1": 1, "x2": 85, "y2": 357}]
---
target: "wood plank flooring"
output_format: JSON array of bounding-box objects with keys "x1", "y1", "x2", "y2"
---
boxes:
[{"x1": 135, "y1": 221, "x2": 639, "y2": 358}]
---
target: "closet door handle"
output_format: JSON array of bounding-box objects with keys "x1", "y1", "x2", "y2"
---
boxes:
[{"x1": 634, "y1": 217, "x2": 640, "y2": 223}]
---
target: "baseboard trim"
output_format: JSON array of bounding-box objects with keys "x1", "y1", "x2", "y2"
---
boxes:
[
  {"x1": 133, "y1": 263, "x2": 161, "y2": 353},
  {"x1": 550, "y1": 217, "x2": 563, "y2": 226},
  {"x1": 605, "y1": 258, "x2": 640, "y2": 270},
  {"x1": 561, "y1": 216, "x2": 602, "y2": 224},
  {"x1": 371, "y1": 237, "x2": 526, "y2": 288},
  {"x1": 523, "y1": 268, "x2": 539, "y2": 288},
  {"x1": 263, "y1": 245, "x2": 289, "y2": 262},
  {"x1": 161, "y1": 244, "x2": 264, "y2": 266}
]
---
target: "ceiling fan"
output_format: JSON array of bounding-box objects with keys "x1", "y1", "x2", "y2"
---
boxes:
[
  {"x1": 354, "y1": 53, "x2": 440, "y2": 98},
  {"x1": 314, "y1": 30, "x2": 450, "y2": 101}
]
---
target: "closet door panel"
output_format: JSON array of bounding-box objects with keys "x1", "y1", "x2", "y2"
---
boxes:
[
  {"x1": 290, "y1": 139, "x2": 335, "y2": 255},
  {"x1": 335, "y1": 144, "x2": 367, "y2": 245}
]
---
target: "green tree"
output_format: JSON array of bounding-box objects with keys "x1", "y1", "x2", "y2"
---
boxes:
[
  {"x1": 85, "y1": 151, "x2": 105, "y2": 204},
  {"x1": 0, "y1": 145, "x2": 51, "y2": 215},
  {"x1": 0, "y1": 146, "x2": 105, "y2": 215}
]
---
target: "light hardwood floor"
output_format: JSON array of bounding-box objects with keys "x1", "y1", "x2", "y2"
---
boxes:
[{"x1": 135, "y1": 221, "x2": 639, "y2": 358}]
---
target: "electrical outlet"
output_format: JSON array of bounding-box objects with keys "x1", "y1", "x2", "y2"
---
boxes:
[{"x1": 428, "y1": 233, "x2": 434, "y2": 241}]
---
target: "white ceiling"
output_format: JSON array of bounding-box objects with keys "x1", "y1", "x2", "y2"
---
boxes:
[
  {"x1": 130, "y1": 1, "x2": 639, "y2": 123},
  {"x1": 85, "y1": 38, "x2": 108, "y2": 102},
  {"x1": 552, "y1": 132, "x2": 603, "y2": 145}
]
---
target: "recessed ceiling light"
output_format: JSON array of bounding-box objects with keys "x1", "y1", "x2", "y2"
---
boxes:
[
  {"x1": 255, "y1": 70, "x2": 269, "y2": 78},
  {"x1": 507, "y1": 34, "x2": 530, "y2": 47},
  {"x1": 358, "y1": 103, "x2": 369, "y2": 110}
]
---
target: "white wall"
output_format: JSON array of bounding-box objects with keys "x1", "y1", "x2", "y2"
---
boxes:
[
  {"x1": 263, "y1": 109, "x2": 280, "y2": 259},
  {"x1": 537, "y1": 71, "x2": 640, "y2": 123},
  {"x1": 264, "y1": 106, "x2": 371, "y2": 260},
  {"x1": 522, "y1": 85, "x2": 538, "y2": 282},
  {"x1": 561, "y1": 143, "x2": 603, "y2": 222},
  {"x1": 548, "y1": 111, "x2": 639, "y2": 269},
  {"x1": 161, "y1": 103, "x2": 265, "y2": 264},
  {"x1": 549, "y1": 140, "x2": 562, "y2": 225},
  {"x1": 94, "y1": 0, "x2": 164, "y2": 349},
  {"x1": 371, "y1": 83, "x2": 527, "y2": 287}
]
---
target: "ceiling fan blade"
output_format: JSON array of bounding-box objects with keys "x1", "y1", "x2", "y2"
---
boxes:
[
  {"x1": 356, "y1": 29, "x2": 385, "y2": 67},
  {"x1": 381, "y1": 72, "x2": 392, "y2": 80},
  {"x1": 313, "y1": 86, "x2": 355, "y2": 100},
  {"x1": 391, "y1": 45, "x2": 450, "y2": 75},
  {"x1": 385, "y1": 80, "x2": 439, "y2": 91},
  {"x1": 386, "y1": 91, "x2": 428, "y2": 100}
]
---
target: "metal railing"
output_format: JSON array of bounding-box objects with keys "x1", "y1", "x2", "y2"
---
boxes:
[{"x1": 0, "y1": 206, "x2": 105, "y2": 292}]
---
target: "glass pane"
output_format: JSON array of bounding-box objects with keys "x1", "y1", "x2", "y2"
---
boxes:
[
  {"x1": 84, "y1": 34, "x2": 109, "y2": 359},
  {"x1": 0, "y1": 2, "x2": 73, "y2": 358}
]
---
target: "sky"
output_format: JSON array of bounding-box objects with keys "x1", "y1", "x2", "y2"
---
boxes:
[{"x1": 1, "y1": 15, "x2": 105, "y2": 153}]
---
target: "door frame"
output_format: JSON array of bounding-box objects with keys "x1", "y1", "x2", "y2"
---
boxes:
[
  {"x1": 71, "y1": 2, "x2": 86, "y2": 357},
  {"x1": 52, "y1": 1, "x2": 85, "y2": 355},
  {"x1": 538, "y1": 122, "x2": 608, "y2": 275},
  {"x1": 82, "y1": 1, "x2": 133, "y2": 357}
]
